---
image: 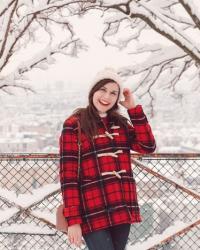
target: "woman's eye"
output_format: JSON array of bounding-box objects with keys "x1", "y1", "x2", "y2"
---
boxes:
[
  {"x1": 100, "y1": 88, "x2": 106, "y2": 92},
  {"x1": 111, "y1": 92, "x2": 117, "y2": 96}
]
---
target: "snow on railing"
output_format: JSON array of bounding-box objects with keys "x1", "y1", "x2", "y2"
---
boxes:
[
  {"x1": 128, "y1": 218, "x2": 200, "y2": 250},
  {"x1": 131, "y1": 157, "x2": 200, "y2": 250},
  {"x1": 0, "y1": 153, "x2": 199, "y2": 250},
  {"x1": 132, "y1": 158, "x2": 200, "y2": 200}
]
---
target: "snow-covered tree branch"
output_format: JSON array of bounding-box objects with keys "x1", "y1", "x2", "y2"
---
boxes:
[
  {"x1": 0, "y1": 0, "x2": 92, "y2": 94},
  {"x1": 1, "y1": 0, "x2": 200, "y2": 100},
  {"x1": 88, "y1": 0, "x2": 200, "y2": 109}
]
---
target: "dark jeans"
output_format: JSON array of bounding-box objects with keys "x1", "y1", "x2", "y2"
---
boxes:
[{"x1": 83, "y1": 224, "x2": 130, "y2": 250}]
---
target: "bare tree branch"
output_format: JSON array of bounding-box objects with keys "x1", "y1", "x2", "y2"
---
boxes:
[
  {"x1": 130, "y1": 3, "x2": 200, "y2": 65},
  {"x1": 0, "y1": 0, "x2": 18, "y2": 59},
  {"x1": 0, "y1": 83, "x2": 36, "y2": 95},
  {"x1": 1, "y1": 0, "x2": 200, "y2": 101},
  {"x1": 95, "y1": 0, "x2": 200, "y2": 100},
  {"x1": 0, "y1": 0, "x2": 16, "y2": 18},
  {"x1": 179, "y1": 0, "x2": 200, "y2": 30},
  {"x1": 0, "y1": 0, "x2": 91, "y2": 94},
  {"x1": 0, "y1": 14, "x2": 36, "y2": 72},
  {"x1": 18, "y1": 39, "x2": 84, "y2": 75},
  {"x1": 21, "y1": 0, "x2": 95, "y2": 20}
]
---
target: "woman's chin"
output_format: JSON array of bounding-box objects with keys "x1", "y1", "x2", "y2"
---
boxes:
[
  {"x1": 98, "y1": 109, "x2": 108, "y2": 113},
  {"x1": 96, "y1": 105, "x2": 110, "y2": 113}
]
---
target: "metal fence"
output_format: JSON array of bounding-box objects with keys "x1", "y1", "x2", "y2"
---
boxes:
[{"x1": 0, "y1": 153, "x2": 199, "y2": 250}]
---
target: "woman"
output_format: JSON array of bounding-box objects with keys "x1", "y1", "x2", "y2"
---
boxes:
[{"x1": 59, "y1": 68, "x2": 156, "y2": 250}]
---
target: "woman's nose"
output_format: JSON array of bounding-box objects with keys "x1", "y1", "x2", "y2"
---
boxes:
[{"x1": 102, "y1": 92, "x2": 110, "y2": 99}]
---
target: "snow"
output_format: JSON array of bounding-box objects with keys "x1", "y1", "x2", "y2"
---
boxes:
[
  {"x1": 181, "y1": 143, "x2": 200, "y2": 153},
  {"x1": 168, "y1": 176, "x2": 200, "y2": 198},
  {"x1": 104, "y1": 12, "x2": 127, "y2": 24},
  {"x1": 0, "y1": 0, "x2": 13, "y2": 13},
  {"x1": 133, "y1": 159, "x2": 200, "y2": 201},
  {"x1": 127, "y1": 218, "x2": 200, "y2": 250},
  {"x1": 0, "y1": 208, "x2": 19, "y2": 224},
  {"x1": 0, "y1": 183, "x2": 60, "y2": 208},
  {"x1": 0, "y1": 4, "x2": 13, "y2": 46},
  {"x1": 182, "y1": 0, "x2": 200, "y2": 21},
  {"x1": 103, "y1": 0, "x2": 127, "y2": 5},
  {"x1": 31, "y1": 210, "x2": 56, "y2": 225},
  {"x1": 121, "y1": 46, "x2": 185, "y2": 74},
  {"x1": 158, "y1": 146, "x2": 183, "y2": 153},
  {"x1": 41, "y1": 146, "x2": 58, "y2": 153},
  {"x1": 128, "y1": 0, "x2": 200, "y2": 58},
  {"x1": 0, "y1": 224, "x2": 55, "y2": 235},
  {"x1": 1, "y1": 1, "x2": 200, "y2": 248}
]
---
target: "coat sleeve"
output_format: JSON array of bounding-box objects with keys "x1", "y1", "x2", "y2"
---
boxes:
[
  {"x1": 59, "y1": 120, "x2": 82, "y2": 226},
  {"x1": 127, "y1": 105, "x2": 156, "y2": 153}
]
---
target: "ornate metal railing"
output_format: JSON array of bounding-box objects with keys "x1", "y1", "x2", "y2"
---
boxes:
[{"x1": 0, "y1": 153, "x2": 199, "y2": 250}]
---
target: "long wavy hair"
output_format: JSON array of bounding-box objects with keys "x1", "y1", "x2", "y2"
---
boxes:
[{"x1": 72, "y1": 79, "x2": 129, "y2": 140}]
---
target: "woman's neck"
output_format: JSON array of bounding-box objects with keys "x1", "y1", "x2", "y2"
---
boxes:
[{"x1": 99, "y1": 112, "x2": 107, "y2": 118}]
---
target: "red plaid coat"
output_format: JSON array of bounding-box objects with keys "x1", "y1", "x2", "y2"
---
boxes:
[{"x1": 59, "y1": 105, "x2": 156, "y2": 235}]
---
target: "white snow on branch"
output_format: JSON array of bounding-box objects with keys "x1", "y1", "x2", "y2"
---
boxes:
[
  {"x1": 0, "y1": 0, "x2": 14, "y2": 13},
  {"x1": 18, "y1": 44, "x2": 56, "y2": 72},
  {"x1": 130, "y1": 1, "x2": 200, "y2": 56},
  {"x1": 0, "y1": 223, "x2": 55, "y2": 234},
  {"x1": 104, "y1": 12, "x2": 127, "y2": 23},
  {"x1": 0, "y1": 35, "x2": 16, "y2": 70},
  {"x1": 182, "y1": 0, "x2": 200, "y2": 20},
  {"x1": 121, "y1": 46, "x2": 186, "y2": 74},
  {"x1": 102, "y1": 0, "x2": 128, "y2": 5},
  {"x1": 0, "y1": 4, "x2": 14, "y2": 48},
  {"x1": 22, "y1": 0, "x2": 79, "y2": 17}
]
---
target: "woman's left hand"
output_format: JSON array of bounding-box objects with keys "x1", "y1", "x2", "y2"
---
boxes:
[{"x1": 119, "y1": 88, "x2": 136, "y2": 109}]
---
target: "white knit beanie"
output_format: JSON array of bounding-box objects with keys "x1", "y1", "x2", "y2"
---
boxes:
[{"x1": 89, "y1": 67, "x2": 124, "y2": 100}]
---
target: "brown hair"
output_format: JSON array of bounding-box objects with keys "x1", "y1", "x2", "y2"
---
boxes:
[{"x1": 73, "y1": 79, "x2": 129, "y2": 140}]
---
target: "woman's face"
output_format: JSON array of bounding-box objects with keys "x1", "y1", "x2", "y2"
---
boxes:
[{"x1": 92, "y1": 82, "x2": 119, "y2": 113}]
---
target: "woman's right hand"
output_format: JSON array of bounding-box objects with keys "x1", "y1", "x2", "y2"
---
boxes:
[{"x1": 68, "y1": 224, "x2": 82, "y2": 247}]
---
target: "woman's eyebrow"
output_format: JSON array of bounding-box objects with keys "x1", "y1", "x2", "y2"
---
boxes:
[{"x1": 102, "y1": 86, "x2": 119, "y2": 93}]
